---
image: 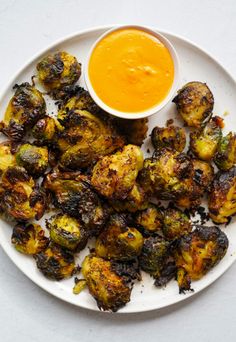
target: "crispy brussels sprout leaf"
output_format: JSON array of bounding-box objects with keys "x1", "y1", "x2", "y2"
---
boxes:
[
  {"x1": 92, "y1": 144, "x2": 144, "y2": 200},
  {"x1": 175, "y1": 226, "x2": 228, "y2": 293},
  {"x1": 95, "y1": 214, "x2": 144, "y2": 261},
  {"x1": 173, "y1": 81, "x2": 214, "y2": 128},
  {"x1": 0, "y1": 83, "x2": 46, "y2": 141},
  {"x1": 82, "y1": 254, "x2": 131, "y2": 312},
  {"x1": 34, "y1": 243, "x2": 77, "y2": 280},
  {"x1": 73, "y1": 278, "x2": 87, "y2": 295},
  {"x1": 11, "y1": 223, "x2": 49, "y2": 254}
]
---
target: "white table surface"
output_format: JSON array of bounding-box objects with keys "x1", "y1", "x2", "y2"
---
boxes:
[{"x1": 0, "y1": 0, "x2": 236, "y2": 341}]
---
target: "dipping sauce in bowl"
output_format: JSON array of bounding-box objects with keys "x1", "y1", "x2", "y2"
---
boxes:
[{"x1": 85, "y1": 26, "x2": 179, "y2": 119}]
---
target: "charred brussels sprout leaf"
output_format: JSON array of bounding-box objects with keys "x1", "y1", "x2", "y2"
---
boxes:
[
  {"x1": 190, "y1": 116, "x2": 223, "y2": 161},
  {"x1": 208, "y1": 166, "x2": 236, "y2": 224},
  {"x1": 95, "y1": 214, "x2": 144, "y2": 261},
  {"x1": 11, "y1": 223, "x2": 49, "y2": 254},
  {"x1": 175, "y1": 225, "x2": 228, "y2": 293},
  {"x1": 173, "y1": 81, "x2": 214, "y2": 127},
  {"x1": 0, "y1": 83, "x2": 46, "y2": 141},
  {"x1": 134, "y1": 204, "x2": 163, "y2": 235},
  {"x1": 37, "y1": 51, "x2": 81, "y2": 98},
  {"x1": 163, "y1": 207, "x2": 191, "y2": 240},
  {"x1": 16, "y1": 143, "x2": 49, "y2": 177},
  {"x1": 0, "y1": 141, "x2": 16, "y2": 174},
  {"x1": 0, "y1": 166, "x2": 46, "y2": 221},
  {"x1": 47, "y1": 213, "x2": 88, "y2": 251},
  {"x1": 151, "y1": 125, "x2": 186, "y2": 152},
  {"x1": 44, "y1": 170, "x2": 109, "y2": 235},
  {"x1": 57, "y1": 109, "x2": 125, "y2": 169},
  {"x1": 91, "y1": 144, "x2": 144, "y2": 200},
  {"x1": 82, "y1": 254, "x2": 131, "y2": 312},
  {"x1": 214, "y1": 132, "x2": 236, "y2": 171},
  {"x1": 139, "y1": 149, "x2": 193, "y2": 200},
  {"x1": 34, "y1": 243, "x2": 77, "y2": 280}
]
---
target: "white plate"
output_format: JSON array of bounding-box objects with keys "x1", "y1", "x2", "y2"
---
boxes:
[{"x1": 0, "y1": 26, "x2": 236, "y2": 314}]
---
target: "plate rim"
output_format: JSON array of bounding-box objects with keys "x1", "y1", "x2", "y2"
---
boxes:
[{"x1": 0, "y1": 25, "x2": 236, "y2": 314}]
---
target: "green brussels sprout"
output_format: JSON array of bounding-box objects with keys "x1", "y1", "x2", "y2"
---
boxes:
[
  {"x1": 214, "y1": 132, "x2": 236, "y2": 171},
  {"x1": 37, "y1": 51, "x2": 81, "y2": 97},
  {"x1": 175, "y1": 225, "x2": 228, "y2": 293},
  {"x1": 151, "y1": 125, "x2": 186, "y2": 152},
  {"x1": 92, "y1": 145, "x2": 144, "y2": 200},
  {"x1": 34, "y1": 243, "x2": 77, "y2": 280},
  {"x1": 0, "y1": 83, "x2": 46, "y2": 141},
  {"x1": 43, "y1": 170, "x2": 109, "y2": 235},
  {"x1": 173, "y1": 81, "x2": 214, "y2": 127},
  {"x1": 95, "y1": 214, "x2": 143, "y2": 261},
  {"x1": 134, "y1": 204, "x2": 163, "y2": 235},
  {"x1": 11, "y1": 223, "x2": 49, "y2": 254},
  {"x1": 82, "y1": 254, "x2": 131, "y2": 312},
  {"x1": 47, "y1": 213, "x2": 88, "y2": 251},
  {"x1": 139, "y1": 149, "x2": 193, "y2": 200},
  {"x1": 15, "y1": 143, "x2": 49, "y2": 177},
  {"x1": 162, "y1": 207, "x2": 191, "y2": 240},
  {"x1": 208, "y1": 166, "x2": 236, "y2": 224},
  {"x1": 0, "y1": 141, "x2": 16, "y2": 174},
  {"x1": 0, "y1": 166, "x2": 46, "y2": 221},
  {"x1": 57, "y1": 109, "x2": 125, "y2": 169},
  {"x1": 190, "y1": 116, "x2": 223, "y2": 161},
  {"x1": 32, "y1": 116, "x2": 63, "y2": 143},
  {"x1": 73, "y1": 278, "x2": 87, "y2": 295},
  {"x1": 109, "y1": 183, "x2": 148, "y2": 213},
  {"x1": 139, "y1": 235, "x2": 171, "y2": 278}
]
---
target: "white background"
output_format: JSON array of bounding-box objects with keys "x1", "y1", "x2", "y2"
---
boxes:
[{"x1": 0, "y1": 0, "x2": 236, "y2": 341}]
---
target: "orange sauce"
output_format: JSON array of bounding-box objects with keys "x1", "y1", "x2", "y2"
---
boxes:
[{"x1": 88, "y1": 28, "x2": 174, "y2": 113}]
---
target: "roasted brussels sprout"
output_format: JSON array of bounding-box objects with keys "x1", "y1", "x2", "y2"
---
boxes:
[
  {"x1": 175, "y1": 225, "x2": 228, "y2": 293},
  {"x1": 176, "y1": 159, "x2": 214, "y2": 209},
  {"x1": 47, "y1": 213, "x2": 88, "y2": 251},
  {"x1": 37, "y1": 51, "x2": 81, "y2": 97},
  {"x1": 73, "y1": 278, "x2": 87, "y2": 295},
  {"x1": 139, "y1": 236, "x2": 171, "y2": 279},
  {"x1": 190, "y1": 116, "x2": 223, "y2": 161},
  {"x1": 15, "y1": 143, "x2": 49, "y2": 177},
  {"x1": 214, "y1": 132, "x2": 236, "y2": 171},
  {"x1": 0, "y1": 83, "x2": 46, "y2": 141},
  {"x1": 32, "y1": 116, "x2": 63, "y2": 143},
  {"x1": 11, "y1": 223, "x2": 49, "y2": 254},
  {"x1": 162, "y1": 207, "x2": 191, "y2": 240},
  {"x1": 82, "y1": 254, "x2": 131, "y2": 311},
  {"x1": 0, "y1": 141, "x2": 16, "y2": 174},
  {"x1": 0, "y1": 166, "x2": 46, "y2": 221},
  {"x1": 151, "y1": 125, "x2": 186, "y2": 152},
  {"x1": 139, "y1": 149, "x2": 193, "y2": 200},
  {"x1": 173, "y1": 81, "x2": 214, "y2": 127},
  {"x1": 44, "y1": 170, "x2": 109, "y2": 235},
  {"x1": 34, "y1": 242, "x2": 77, "y2": 280},
  {"x1": 57, "y1": 87, "x2": 101, "y2": 120},
  {"x1": 113, "y1": 117, "x2": 148, "y2": 146},
  {"x1": 208, "y1": 166, "x2": 236, "y2": 224},
  {"x1": 95, "y1": 214, "x2": 143, "y2": 261},
  {"x1": 109, "y1": 183, "x2": 148, "y2": 213},
  {"x1": 134, "y1": 204, "x2": 163, "y2": 235},
  {"x1": 57, "y1": 109, "x2": 124, "y2": 169},
  {"x1": 91, "y1": 144, "x2": 144, "y2": 200}
]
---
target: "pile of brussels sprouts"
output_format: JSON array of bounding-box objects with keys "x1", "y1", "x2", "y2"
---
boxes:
[{"x1": 0, "y1": 51, "x2": 234, "y2": 312}]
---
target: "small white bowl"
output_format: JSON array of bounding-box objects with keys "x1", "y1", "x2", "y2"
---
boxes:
[{"x1": 84, "y1": 25, "x2": 180, "y2": 119}]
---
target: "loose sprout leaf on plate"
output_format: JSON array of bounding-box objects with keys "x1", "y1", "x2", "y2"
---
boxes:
[{"x1": 0, "y1": 49, "x2": 233, "y2": 312}]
